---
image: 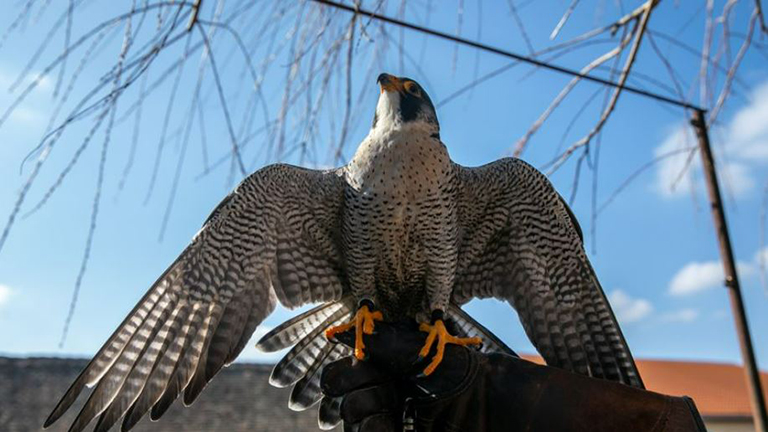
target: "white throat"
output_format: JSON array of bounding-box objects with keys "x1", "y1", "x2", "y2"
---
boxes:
[
  {"x1": 374, "y1": 90, "x2": 401, "y2": 130},
  {"x1": 369, "y1": 91, "x2": 437, "y2": 138}
]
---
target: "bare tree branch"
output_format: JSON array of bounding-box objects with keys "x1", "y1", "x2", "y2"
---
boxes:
[
  {"x1": 513, "y1": 28, "x2": 635, "y2": 156},
  {"x1": 546, "y1": 0, "x2": 658, "y2": 175}
]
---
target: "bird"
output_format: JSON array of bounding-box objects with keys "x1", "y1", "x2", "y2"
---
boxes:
[{"x1": 44, "y1": 73, "x2": 643, "y2": 432}]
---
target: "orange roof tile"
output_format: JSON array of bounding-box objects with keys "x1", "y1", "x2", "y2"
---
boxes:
[{"x1": 520, "y1": 355, "x2": 768, "y2": 418}]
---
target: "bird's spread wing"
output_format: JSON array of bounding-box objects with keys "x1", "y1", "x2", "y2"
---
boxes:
[
  {"x1": 452, "y1": 158, "x2": 644, "y2": 388},
  {"x1": 45, "y1": 164, "x2": 349, "y2": 432}
]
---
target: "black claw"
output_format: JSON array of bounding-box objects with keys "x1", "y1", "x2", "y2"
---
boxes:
[{"x1": 430, "y1": 309, "x2": 444, "y2": 323}]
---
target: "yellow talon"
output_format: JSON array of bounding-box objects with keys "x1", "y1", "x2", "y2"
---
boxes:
[
  {"x1": 325, "y1": 304, "x2": 383, "y2": 360},
  {"x1": 419, "y1": 319, "x2": 482, "y2": 376}
]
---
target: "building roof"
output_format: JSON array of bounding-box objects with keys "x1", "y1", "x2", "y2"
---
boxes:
[{"x1": 521, "y1": 354, "x2": 768, "y2": 420}]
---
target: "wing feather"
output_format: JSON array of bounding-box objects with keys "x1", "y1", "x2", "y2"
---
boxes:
[
  {"x1": 67, "y1": 290, "x2": 180, "y2": 432},
  {"x1": 453, "y1": 158, "x2": 643, "y2": 388},
  {"x1": 92, "y1": 301, "x2": 187, "y2": 432},
  {"x1": 45, "y1": 164, "x2": 349, "y2": 431},
  {"x1": 150, "y1": 304, "x2": 214, "y2": 420},
  {"x1": 225, "y1": 279, "x2": 277, "y2": 365},
  {"x1": 121, "y1": 302, "x2": 198, "y2": 430}
]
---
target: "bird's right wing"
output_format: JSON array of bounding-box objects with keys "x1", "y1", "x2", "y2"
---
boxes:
[
  {"x1": 452, "y1": 158, "x2": 643, "y2": 389},
  {"x1": 45, "y1": 164, "x2": 349, "y2": 432}
]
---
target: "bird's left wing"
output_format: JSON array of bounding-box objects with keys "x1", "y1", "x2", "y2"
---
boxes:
[
  {"x1": 45, "y1": 164, "x2": 349, "y2": 432},
  {"x1": 452, "y1": 158, "x2": 644, "y2": 388}
]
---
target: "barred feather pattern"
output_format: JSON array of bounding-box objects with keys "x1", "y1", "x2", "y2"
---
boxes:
[
  {"x1": 452, "y1": 158, "x2": 643, "y2": 388},
  {"x1": 45, "y1": 164, "x2": 348, "y2": 432},
  {"x1": 256, "y1": 299, "x2": 353, "y2": 353},
  {"x1": 318, "y1": 396, "x2": 343, "y2": 430},
  {"x1": 289, "y1": 343, "x2": 350, "y2": 411},
  {"x1": 269, "y1": 307, "x2": 353, "y2": 388},
  {"x1": 48, "y1": 80, "x2": 645, "y2": 432}
]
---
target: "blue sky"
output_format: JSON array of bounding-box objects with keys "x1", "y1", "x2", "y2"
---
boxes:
[{"x1": 0, "y1": 0, "x2": 767, "y2": 369}]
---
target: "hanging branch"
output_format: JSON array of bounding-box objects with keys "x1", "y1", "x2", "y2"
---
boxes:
[
  {"x1": 547, "y1": 0, "x2": 658, "y2": 174},
  {"x1": 513, "y1": 0, "x2": 660, "y2": 157},
  {"x1": 709, "y1": 10, "x2": 759, "y2": 125},
  {"x1": 60, "y1": 3, "x2": 137, "y2": 347},
  {"x1": 513, "y1": 29, "x2": 635, "y2": 157}
]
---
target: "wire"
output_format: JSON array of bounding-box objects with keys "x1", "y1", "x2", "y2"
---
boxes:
[{"x1": 312, "y1": 0, "x2": 704, "y2": 112}]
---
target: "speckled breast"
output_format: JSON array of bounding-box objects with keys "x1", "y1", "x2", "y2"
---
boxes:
[{"x1": 344, "y1": 128, "x2": 454, "y2": 318}]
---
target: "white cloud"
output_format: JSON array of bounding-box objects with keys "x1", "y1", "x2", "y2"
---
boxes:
[
  {"x1": 654, "y1": 126, "x2": 697, "y2": 198},
  {"x1": 0, "y1": 69, "x2": 52, "y2": 92},
  {"x1": 0, "y1": 66, "x2": 53, "y2": 126},
  {"x1": 654, "y1": 80, "x2": 768, "y2": 200},
  {"x1": 609, "y1": 289, "x2": 653, "y2": 323},
  {"x1": 7, "y1": 106, "x2": 42, "y2": 124},
  {"x1": 729, "y1": 81, "x2": 768, "y2": 161},
  {"x1": 0, "y1": 284, "x2": 12, "y2": 307},
  {"x1": 668, "y1": 260, "x2": 754, "y2": 296},
  {"x1": 717, "y1": 161, "x2": 754, "y2": 197},
  {"x1": 755, "y1": 247, "x2": 768, "y2": 265},
  {"x1": 659, "y1": 308, "x2": 699, "y2": 323}
]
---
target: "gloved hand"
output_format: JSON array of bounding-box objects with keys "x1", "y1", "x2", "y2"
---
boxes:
[{"x1": 321, "y1": 320, "x2": 708, "y2": 432}]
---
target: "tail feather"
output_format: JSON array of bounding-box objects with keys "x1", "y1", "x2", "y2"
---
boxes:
[
  {"x1": 289, "y1": 343, "x2": 349, "y2": 411},
  {"x1": 318, "y1": 396, "x2": 342, "y2": 430},
  {"x1": 257, "y1": 298, "x2": 353, "y2": 352},
  {"x1": 267, "y1": 302, "x2": 517, "y2": 421},
  {"x1": 270, "y1": 307, "x2": 352, "y2": 388}
]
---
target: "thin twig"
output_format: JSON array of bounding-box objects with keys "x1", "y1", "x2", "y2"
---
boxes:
[
  {"x1": 195, "y1": 22, "x2": 247, "y2": 176},
  {"x1": 53, "y1": 0, "x2": 75, "y2": 99},
  {"x1": 709, "y1": 11, "x2": 758, "y2": 125},
  {"x1": 700, "y1": 0, "x2": 715, "y2": 107},
  {"x1": 335, "y1": 15, "x2": 356, "y2": 163},
  {"x1": 598, "y1": 146, "x2": 698, "y2": 216},
  {"x1": 506, "y1": 0, "x2": 535, "y2": 54},
  {"x1": 550, "y1": 0, "x2": 581, "y2": 40},
  {"x1": 187, "y1": 0, "x2": 202, "y2": 31}
]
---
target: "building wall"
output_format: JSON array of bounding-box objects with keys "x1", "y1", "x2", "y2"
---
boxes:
[
  {"x1": 0, "y1": 357, "x2": 331, "y2": 432},
  {"x1": 705, "y1": 419, "x2": 755, "y2": 432}
]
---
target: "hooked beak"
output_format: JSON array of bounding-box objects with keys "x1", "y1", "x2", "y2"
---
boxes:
[{"x1": 377, "y1": 73, "x2": 403, "y2": 94}]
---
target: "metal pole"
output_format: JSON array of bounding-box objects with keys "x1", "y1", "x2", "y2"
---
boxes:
[{"x1": 691, "y1": 109, "x2": 768, "y2": 432}]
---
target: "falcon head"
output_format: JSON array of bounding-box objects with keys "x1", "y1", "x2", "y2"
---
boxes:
[{"x1": 373, "y1": 73, "x2": 438, "y2": 134}]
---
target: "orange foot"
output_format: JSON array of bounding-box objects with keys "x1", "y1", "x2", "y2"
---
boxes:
[
  {"x1": 419, "y1": 319, "x2": 482, "y2": 376},
  {"x1": 325, "y1": 303, "x2": 383, "y2": 360}
]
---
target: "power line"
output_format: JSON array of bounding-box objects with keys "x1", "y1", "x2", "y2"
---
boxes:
[{"x1": 312, "y1": 0, "x2": 704, "y2": 112}]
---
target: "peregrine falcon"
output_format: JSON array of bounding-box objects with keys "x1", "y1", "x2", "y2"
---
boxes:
[{"x1": 45, "y1": 73, "x2": 643, "y2": 432}]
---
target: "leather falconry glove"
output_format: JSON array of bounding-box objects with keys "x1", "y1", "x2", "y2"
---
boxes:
[{"x1": 321, "y1": 320, "x2": 707, "y2": 432}]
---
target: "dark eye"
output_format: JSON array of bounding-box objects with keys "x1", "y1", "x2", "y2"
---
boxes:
[{"x1": 404, "y1": 81, "x2": 421, "y2": 97}]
